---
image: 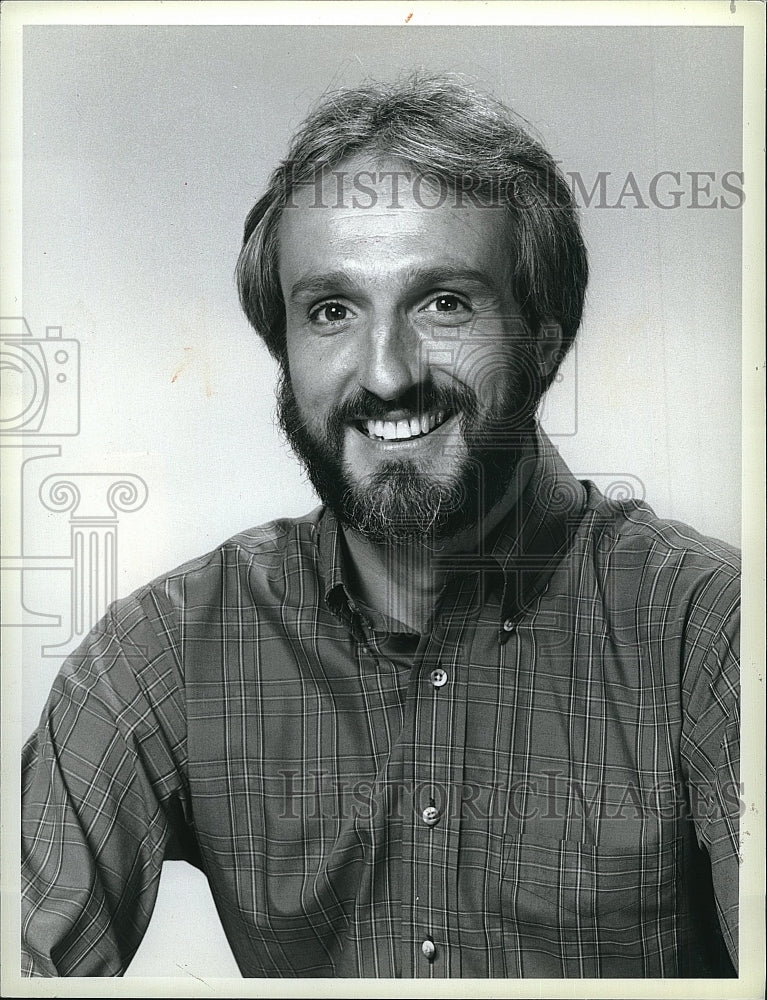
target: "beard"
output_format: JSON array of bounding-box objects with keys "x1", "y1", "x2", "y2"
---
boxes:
[{"x1": 276, "y1": 360, "x2": 541, "y2": 546}]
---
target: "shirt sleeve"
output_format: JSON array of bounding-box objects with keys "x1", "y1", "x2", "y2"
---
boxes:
[
  {"x1": 681, "y1": 604, "x2": 740, "y2": 972},
  {"x1": 21, "y1": 588, "x2": 192, "y2": 977}
]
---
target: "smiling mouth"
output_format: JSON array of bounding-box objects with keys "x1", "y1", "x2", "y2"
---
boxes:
[{"x1": 356, "y1": 410, "x2": 451, "y2": 442}]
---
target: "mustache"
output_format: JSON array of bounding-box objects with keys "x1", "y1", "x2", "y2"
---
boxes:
[{"x1": 327, "y1": 381, "x2": 478, "y2": 428}]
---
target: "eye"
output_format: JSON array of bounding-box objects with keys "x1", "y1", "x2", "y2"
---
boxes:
[
  {"x1": 309, "y1": 301, "x2": 351, "y2": 325},
  {"x1": 422, "y1": 293, "x2": 471, "y2": 315}
]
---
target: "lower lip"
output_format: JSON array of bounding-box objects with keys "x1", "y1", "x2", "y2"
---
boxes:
[{"x1": 352, "y1": 414, "x2": 456, "y2": 448}]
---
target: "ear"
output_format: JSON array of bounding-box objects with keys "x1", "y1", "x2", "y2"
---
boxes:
[{"x1": 536, "y1": 320, "x2": 564, "y2": 381}]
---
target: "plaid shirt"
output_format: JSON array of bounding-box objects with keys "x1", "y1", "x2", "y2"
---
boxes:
[{"x1": 22, "y1": 431, "x2": 740, "y2": 978}]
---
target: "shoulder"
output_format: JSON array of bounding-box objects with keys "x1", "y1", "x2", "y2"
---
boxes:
[
  {"x1": 156, "y1": 507, "x2": 324, "y2": 584},
  {"x1": 594, "y1": 490, "x2": 738, "y2": 565},
  {"x1": 584, "y1": 484, "x2": 739, "y2": 593},
  {"x1": 105, "y1": 507, "x2": 327, "y2": 634},
  {"x1": 576, "y1": 482, "x2": 739, "y2": 635},
  {"x1": 580, "y1": 484, "x2": 740, "y2": 663}
]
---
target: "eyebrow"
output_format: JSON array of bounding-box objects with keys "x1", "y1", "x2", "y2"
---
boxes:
[
  {"x1": 289, "y1": 263, "x2": 503, "y2": 302},
  {"x1": 289, "y1": 270, "x2": 364, "y2": 301}
]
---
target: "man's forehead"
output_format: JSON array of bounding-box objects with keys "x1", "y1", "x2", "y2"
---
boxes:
[
  {"x1": 277, "y1": 152, "x2": 511, "y2": 278},
  {"x1": 283, "y1": 151, "x2": 506, "y2": 218}
]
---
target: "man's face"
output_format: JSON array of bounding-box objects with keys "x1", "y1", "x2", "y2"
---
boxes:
[{"x1": 276, "y1": 154, "x2": 543, "y2": 544}]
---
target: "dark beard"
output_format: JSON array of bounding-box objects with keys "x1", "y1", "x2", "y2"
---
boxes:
[{"x1": 276, "y1": 363, "x2": 540, "y2": 545}]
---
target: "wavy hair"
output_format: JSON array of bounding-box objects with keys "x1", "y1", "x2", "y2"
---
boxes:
[{"x1": 236, "y1": 74, "x2": 588, "y2": 388}]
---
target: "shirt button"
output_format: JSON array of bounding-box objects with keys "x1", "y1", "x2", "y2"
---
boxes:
[
  {"x1": 422, "y1": 805, "x2": 440, "y2": 826},
  {"x1": 421, "y1": 939, "x2": 436, "y2": 961},
  {"x1": 430, "y1": 668, "x2": 448, "y2": 688},
  {"x1": 502, "y1": 618, "x2": 515, "y2": 632}
]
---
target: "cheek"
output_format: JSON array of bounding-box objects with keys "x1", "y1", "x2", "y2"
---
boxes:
[
  {"x1": 285, "y1": 330, "x2": 321, "y2": 401},
  {"x1": 463, "y1": 350, "x2": 538, "y2": 418},
  {"x1": 286, "y1": 361, "x2": 315, "y2": 412},
  {"x1": 456, "y1": 347, "x2": 518, "y2": 398},
  {"x1": 286, "y1": 340, "x2": 348, "y2": 420}
]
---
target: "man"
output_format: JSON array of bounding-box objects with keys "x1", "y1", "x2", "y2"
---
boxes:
[{"x1": 22, "y1": 75, "x2": 740, "y2": 978}]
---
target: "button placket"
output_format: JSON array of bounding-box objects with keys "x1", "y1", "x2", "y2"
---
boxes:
[
  {"x1": 407, "y1": 628, "x2": 451, "y2": 976},
  {"x1": 406, "y1": 578, "x2": 476, "y2": 978}
]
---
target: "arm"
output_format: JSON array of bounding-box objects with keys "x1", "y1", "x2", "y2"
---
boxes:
[
  {"x1": 681, "y1": 606, "x2": 740, "y2": 972},
  {"x1": 22, "y1": 589, "x2": 192, "y2": 976}
]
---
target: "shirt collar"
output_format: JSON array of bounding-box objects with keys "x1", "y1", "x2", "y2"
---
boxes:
[
  {"x1": 317, "y1": 425, "x2": 587, "y2": 630},
  {"x1": 489, "y1": 428, "x2": 587, "y2": 626},
  {"x1": 318, "y1": 508, "x2": 348, "y2": 614}
]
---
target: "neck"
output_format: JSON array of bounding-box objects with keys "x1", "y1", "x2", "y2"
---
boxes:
[{"x1": 341, "y1": 441, "x2": 537, "y2": 632}]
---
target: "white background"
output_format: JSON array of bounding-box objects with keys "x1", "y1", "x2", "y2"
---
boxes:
[{"x1": 14, "y1": 21, "x2": 744, "y2": 979}]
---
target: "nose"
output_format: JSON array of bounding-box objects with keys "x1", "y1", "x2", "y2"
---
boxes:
[{"x1": 358, "y1": 312, "x2": 421, "y2": 402}]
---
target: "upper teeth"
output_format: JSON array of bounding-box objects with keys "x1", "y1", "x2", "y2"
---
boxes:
[{"x1": 363, "y1": 411, "x2": 446, "y2": 441}]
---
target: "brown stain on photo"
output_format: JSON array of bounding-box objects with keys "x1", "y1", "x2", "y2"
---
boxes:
[
  {"x1": 171, "y1": 346, "x2": 193, "y2": 384},
  {"x1": 170, "y1": 344, "x2": 214, "y2": 397}
]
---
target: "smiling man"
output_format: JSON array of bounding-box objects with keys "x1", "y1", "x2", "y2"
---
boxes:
[
  {"x1": 270, "y1": 149, "x2": 559, "y2": 629},
  {"x1": 22, "y1": 76, "x2": 740, "y2": 979}
]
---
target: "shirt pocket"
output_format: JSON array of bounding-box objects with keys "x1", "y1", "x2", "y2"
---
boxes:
[{"x1": 499, "y1": 834, "x2": 686, "y2": 978}]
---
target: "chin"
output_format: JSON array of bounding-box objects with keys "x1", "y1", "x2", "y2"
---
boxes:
[{"x1": 338, "y1": 459, "x2": 479, "y2": 544}]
